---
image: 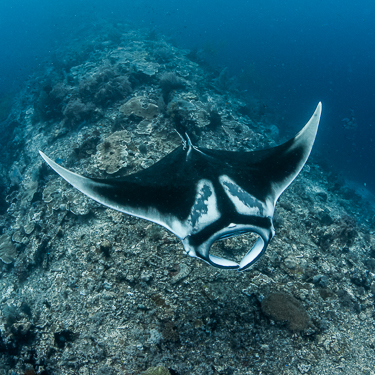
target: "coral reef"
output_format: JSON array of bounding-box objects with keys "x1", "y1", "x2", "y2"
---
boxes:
[
  {"x1": 120, "y1": 96, "x2": 159, "y2": 120},
  {"x1": 62, "y1": 98, "x2": 96, "y2": 126},
  {"x1": 142, "y1": 366, "x2": 171, "y2": 375},
  {"x1": 0, "y1": 22, "x2": 374, "y2": 375},
  {"x1": 78, "y1": 66, "x2": 132, "y2": 106},
  {"x1": 159, "y1": 72, "x2": 185, "y2": 103},
  {"x1": 31, "y1": 59, "x2": 132, "y2": 129},
  {"x1": 95, "y1": 130, "x2": 131, "y2": 174}
]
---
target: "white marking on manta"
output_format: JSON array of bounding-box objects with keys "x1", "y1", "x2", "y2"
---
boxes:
[
  {"x1": 170, "y1": 179, "x2": 220, "y2": 238},
  {"x1": 39, "y1": 153, "x2": 220, "y2": 241},
  {"x1": 219, "y1": 175, "x2": 273, "y2": 217}
]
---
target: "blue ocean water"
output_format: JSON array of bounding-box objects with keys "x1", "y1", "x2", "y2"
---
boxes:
[{"x1": 1, "y1": 0, "x2": 375, "y2": 192}]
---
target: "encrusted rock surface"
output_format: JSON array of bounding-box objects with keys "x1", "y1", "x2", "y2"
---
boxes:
[{"x1": 0, "y1": 22, "x2": 375, "y2": 375}]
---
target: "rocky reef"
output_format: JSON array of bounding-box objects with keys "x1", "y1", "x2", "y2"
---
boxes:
[{"x1": 0, "y1": 22, "x2": 374, "y2": 375}]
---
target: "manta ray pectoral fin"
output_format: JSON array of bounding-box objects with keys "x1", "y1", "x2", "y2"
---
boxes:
[
  {"x1": 39, "y1": 151, "x2": 102, "y2": 203},
  {"x1": 39, "y1": 150, "x2": 129, "y2": 212},
  {"x1": 270, "y1": 102, "x2": 322, "y2": 201},
  {"x1": 38, "y1": 151, "x2": 176, "y2": 232}
]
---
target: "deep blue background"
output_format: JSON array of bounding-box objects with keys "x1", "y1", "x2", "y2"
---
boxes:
[{"x1": 1, "y1": 0, "x2": 375, "y2": 191}]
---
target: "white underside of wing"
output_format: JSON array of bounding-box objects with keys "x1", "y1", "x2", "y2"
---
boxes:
[
  {"x1": 171, "y1": 179, "x2": 221, "y2": 238},
  {"x1": 39, "y1": 151, "x2": 177, "y2": 230}
]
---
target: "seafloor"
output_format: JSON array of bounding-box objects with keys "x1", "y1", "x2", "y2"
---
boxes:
[{"x1": 0, "y1": 23, "x2": 374, "y2": 375}]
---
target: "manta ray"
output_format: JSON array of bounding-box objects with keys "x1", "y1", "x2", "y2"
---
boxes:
[{"x1": 40, "y1": 102, "x2": 321, "y2": 271}]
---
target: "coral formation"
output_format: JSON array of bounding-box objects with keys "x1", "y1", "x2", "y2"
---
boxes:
[
  {"x1": 42, "y1": 177, "x2": 95, "y2": 215},
  {"x1": 317, "y1": 214, "x2": 358, "y2": 250},
  {"x1": 120, "y1": 96, "x2": 159, "y2": 119},
  {"x1": 142, "y1": 366, "x2": 171, "y2": 375},
  {"x1": 31, "y1": 58, "x2": 132, "y2": 129},
  {"x1": 0, "y1": 234, "x2": 17, "y2": 264},
  {"x1": 95, "y1": 130, "x2": 131, "y2": 174},
  {"x1": 159, "y1": 72, "x2": 185, "y2": 103},
  {"x1": 261, "y1": 292, "x2": 309, "y2": 331},
  {"x1": 78, "y1": 66, "x2": 132, "y2": 106},
  {"x1": 62, "y1": 98, "x2": 96, "y2": 126}
]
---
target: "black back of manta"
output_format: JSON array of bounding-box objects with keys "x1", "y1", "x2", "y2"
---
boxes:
[{"x1": 40, "y1": 102, "x2": 321, "y2": 270}]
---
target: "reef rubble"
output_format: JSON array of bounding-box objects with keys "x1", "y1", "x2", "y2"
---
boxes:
[{"x1": 0, "y1": 22, "x2": 374, "y2": 375}]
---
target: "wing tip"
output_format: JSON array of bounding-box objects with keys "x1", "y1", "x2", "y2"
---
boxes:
[
  {"x1": 315, "y1": 101, "x2": 322, "y2": 120},
  {"x1": 39, "y1": 150, "x2": 53, "y2": 166}
]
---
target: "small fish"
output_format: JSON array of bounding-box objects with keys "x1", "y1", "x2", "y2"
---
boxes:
[{"x1": 54, "y1": 158, "x2": 65, "y2": 165}]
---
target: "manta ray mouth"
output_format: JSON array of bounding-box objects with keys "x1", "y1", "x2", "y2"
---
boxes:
[{"x1": 209, "y1": 231, "x2": 265, "y2": 270}]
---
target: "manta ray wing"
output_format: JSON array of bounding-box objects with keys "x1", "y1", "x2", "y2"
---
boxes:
[
  {"x1": 199, "y1": 101, "x2": 321, "y2": 204},
  {"x1": 40, "y1": 102, "x2": 321, "y2": 270},
  {"x1": 39, "y1": 147, "x2": 209, "y2": 239}
]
